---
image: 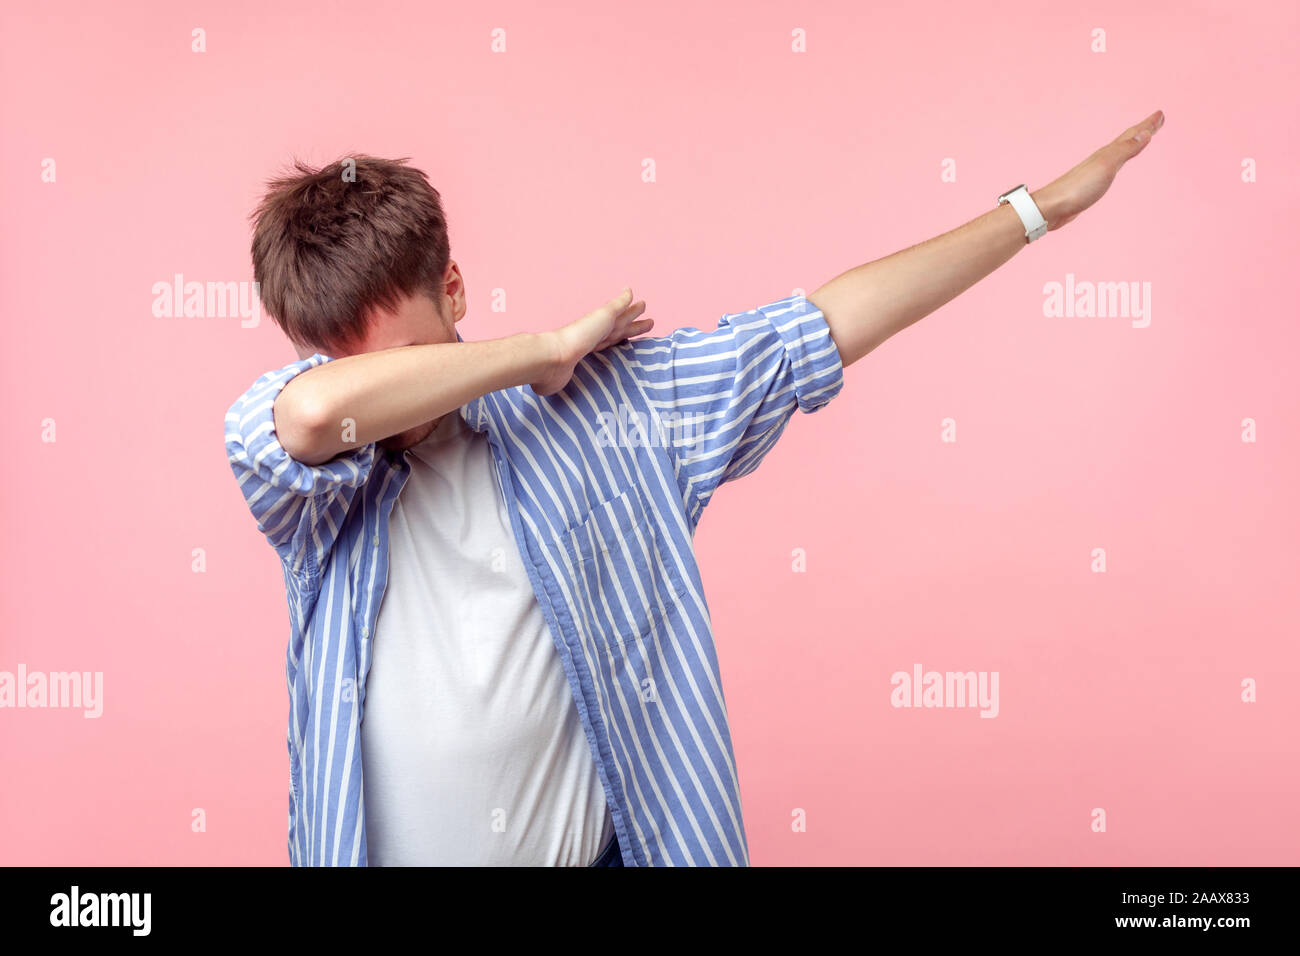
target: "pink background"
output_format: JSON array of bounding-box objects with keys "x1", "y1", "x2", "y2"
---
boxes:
[{"x1": 3, "y1": 0, "x2": 1297, "y2": 865}]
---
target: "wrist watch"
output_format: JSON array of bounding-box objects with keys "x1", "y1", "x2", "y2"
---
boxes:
[{"x1": 997, "y1": 184, "x2": 1048, "y2": 243}]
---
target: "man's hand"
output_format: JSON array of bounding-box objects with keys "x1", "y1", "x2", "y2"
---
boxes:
[
  {"x1": 1034, "y1": 110, "x2": 1166, "y2": 231},
  {"x1": 530, "y1": 288, "x2": 655, "y2": 396}
]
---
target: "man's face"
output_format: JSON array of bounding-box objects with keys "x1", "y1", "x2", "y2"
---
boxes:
[{"x1": 297, "y1": 262, "x2": 466, "y2": 452}]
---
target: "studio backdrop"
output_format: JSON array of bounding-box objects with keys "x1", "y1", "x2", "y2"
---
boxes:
[{"x1": 1, "y1": 0, "x2": 1297, "y2": 865}]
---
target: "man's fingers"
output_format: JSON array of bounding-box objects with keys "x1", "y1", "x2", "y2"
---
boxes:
[
  {"x1": 601, "y1": 298, "x2": 647, "y2": 343},
  {"x1": 1112, "y1": 109, "x2": 1165, "y2": 157},
  {"x1": 577, "y1": 288, "x2": 650, "y2": 354},
  {"x1": 588, "y1": 287, "x2": 634, "y2": 326},
  {"x1": 574, "y1": 288, "x2": 635, "y2": 343},
  {"x1": 622, "y1": 316, "x2": 654, "y2": 339},
  {"x1": 1093, "y1": 110, "x2": 1163, "y2": 171},
  {"x1": 618, "y1": 299, "x2": 648, "y2": 324},
  {"x1": 595, "y1": 316, "x2": 654, "y2": 351},
  {"x1": 600, "y1": 290, "x2": 637, "y2": 319},
  {"x1": 1116, "y1": 109, "x2": 1163, "y2": 142},
  {"x1": 601, "y1": 316, "x2": 655, "y2": 346}
]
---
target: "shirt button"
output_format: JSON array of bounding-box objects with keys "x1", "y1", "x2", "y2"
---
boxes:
[
  {"x1": 361, "y1": 625, "x2": 369, "y2": 638},
  {"x1": 372, "y1": 534, "x2": 380, "y2": 547}
]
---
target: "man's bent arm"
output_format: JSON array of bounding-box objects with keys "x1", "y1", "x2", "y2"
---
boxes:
[
  {"x1": 277, "y1": 335, "x2": 550, "y2": 465},
  {"x1": 810, "y1": 110, "x2": 1165, "y2": 367},
  {"x1": 277, "y1": 288, "x2": 652, "y2": 465}
]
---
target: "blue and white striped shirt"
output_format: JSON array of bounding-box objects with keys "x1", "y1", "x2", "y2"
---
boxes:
[{"x1": 225, "y1": 294, "x2": 844, "y2": 866}]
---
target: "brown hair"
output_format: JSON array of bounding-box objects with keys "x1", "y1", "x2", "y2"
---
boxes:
[{"x1": 250, "y1": 155, "x2": 450, "y2": 354}]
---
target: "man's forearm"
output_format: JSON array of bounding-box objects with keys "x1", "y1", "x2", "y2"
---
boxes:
[
  {"x1": 275, "y1": 334, "x2": 550, "y2": 465},
  {"x1": 809, "y1": 188, "x2": 1060, "y2": 368}
]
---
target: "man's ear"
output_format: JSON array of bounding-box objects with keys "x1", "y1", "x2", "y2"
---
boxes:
[{"x1": 443, "y1": 259, "x2": 468, "y2": 324}]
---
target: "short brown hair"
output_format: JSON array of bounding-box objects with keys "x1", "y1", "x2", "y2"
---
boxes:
[{"x1": 250, "y1": 155, "x2": 450, "y2": 354}]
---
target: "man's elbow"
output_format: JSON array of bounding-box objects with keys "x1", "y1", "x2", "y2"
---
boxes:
[{"x1": 274, "y1": 383, "x2": 339, "y2": 466}]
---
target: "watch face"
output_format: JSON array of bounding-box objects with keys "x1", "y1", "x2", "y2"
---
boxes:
[{"x1": 998, "y1": 184, "x2": 1026, "y2": 203}]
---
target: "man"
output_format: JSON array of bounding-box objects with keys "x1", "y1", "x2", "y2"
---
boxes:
[{"x1": 225, "y1": 110, "x2": 1164, "y2": 866}]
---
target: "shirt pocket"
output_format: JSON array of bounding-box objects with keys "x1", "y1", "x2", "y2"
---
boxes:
[{"x1": 558, "y1": 489, "x2": 686, "y2": 647}]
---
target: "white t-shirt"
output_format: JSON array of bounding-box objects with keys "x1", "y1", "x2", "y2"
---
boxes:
[{"x1": 360, "y1": 409, "x2": 614, "y2": 866}]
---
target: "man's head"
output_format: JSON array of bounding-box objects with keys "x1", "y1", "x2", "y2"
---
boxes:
[{"x1": 251, "y1": 154, "x2": 467, "y2": 449}]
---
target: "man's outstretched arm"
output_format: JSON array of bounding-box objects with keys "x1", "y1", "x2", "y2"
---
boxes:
[{"x1": 809, "y1": 110, "x2": 1165, "y2": 367}]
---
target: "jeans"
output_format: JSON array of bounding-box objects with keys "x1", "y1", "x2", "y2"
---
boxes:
[{"x1": 588, "y1": 832, "x2": 623, "y2": 867}]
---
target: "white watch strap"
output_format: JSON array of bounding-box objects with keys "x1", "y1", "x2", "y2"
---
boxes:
[{"x1": 998, "y1": 185, "x2": 1048, "y2": 242}]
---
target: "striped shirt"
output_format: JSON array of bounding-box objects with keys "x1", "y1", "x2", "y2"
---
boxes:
[{"x1": 224, "y1": 294, "x2": 844, "y2": 866}]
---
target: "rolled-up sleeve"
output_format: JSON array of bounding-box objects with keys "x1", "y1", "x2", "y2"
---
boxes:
[
  {"x1": 622, "y1": 294, "x2": 843, "y2": 525},
  {"x1": 224, "y1": 353, "x2": 375, "y2": 584}
]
